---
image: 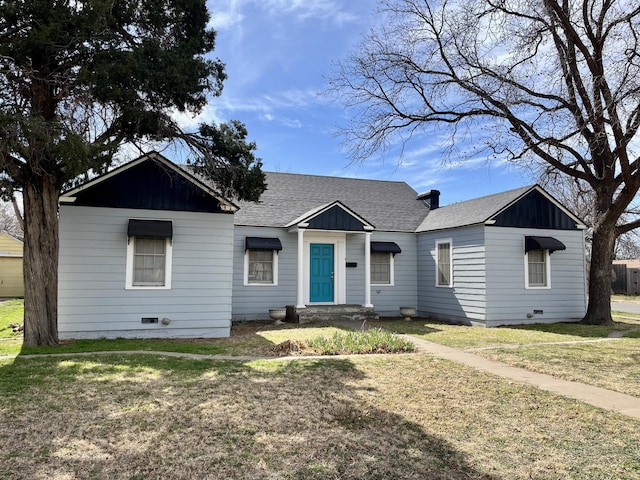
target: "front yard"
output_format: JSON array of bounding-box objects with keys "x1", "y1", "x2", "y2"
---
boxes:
[
  {"x1": 1, "y1": 300, "x2": 639, "y2": 479},
  {"x1": 380, "y1": 313, "x2": 640, "y2": 398}
]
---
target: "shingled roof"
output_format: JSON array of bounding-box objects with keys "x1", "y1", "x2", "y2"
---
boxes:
[
  {"x1": 416, "y1": 185, "x2": 533, "y2": 232},
  {"x1": 234, "y1": 172, "x2": 430, "y2": 232}
]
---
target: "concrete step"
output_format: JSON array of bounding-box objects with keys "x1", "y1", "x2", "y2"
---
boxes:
[{"x1": 286, "y1": 305, "x2": 379, "y2": 324}]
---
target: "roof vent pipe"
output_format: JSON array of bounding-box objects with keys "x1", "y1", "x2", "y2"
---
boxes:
[{"x1": 417, "y1": 190, "x2": 440, "y2": 209}]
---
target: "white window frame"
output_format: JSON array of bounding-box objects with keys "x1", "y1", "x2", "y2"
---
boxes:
[
  {"x1": 435, "y1": 238, "x2": 453, "y2": 288},
  {"x1": 244, "y1": 249, "x2": 279, "y2": 286},
  {"x1": 525, "y1": 249, "x2": 551, "y2": 289},
  {"x1": 126, "y1": 237, "x2": 173, "y2": 290},
  {"x1": 370, "y1": 252, "x2": 395, "y2": 286}
]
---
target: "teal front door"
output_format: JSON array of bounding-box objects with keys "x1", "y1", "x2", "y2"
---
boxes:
[{"x1": 310, "y1": 243, "x2": 334, "y2": 302}]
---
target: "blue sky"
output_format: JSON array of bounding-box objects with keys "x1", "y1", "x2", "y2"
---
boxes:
[{"x1": 195, "y1": 0, "x2": 534, "y2": 204}]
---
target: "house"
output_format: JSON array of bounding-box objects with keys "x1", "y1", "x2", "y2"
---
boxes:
[
  {"x1": 58, "y1": 153, "x2": 237, "y2": 339},
  {"x1": 0, "y1": 231, "x2": 24, "y2": 297},
  {"x1": 57, "y1": 152, "x2": 587, "y2": 339}
]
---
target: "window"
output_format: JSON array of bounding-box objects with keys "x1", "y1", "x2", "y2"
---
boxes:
[
  {"x1": 134, "y1": 238, "x2": 166, "y2": 286},
  {"x1": 436, "y1": 239, "x2": 452, "y2": 287},
  {"x1": 371, "y1": 252, "x2": 394, "y2": 285},
  {"x1": 126, "y1": 237, "x2": 173, "y2": 289},
  {"x1": 369, "y1": 241, "x2": 400, "y2": 285},
  {"x1": 526, "y1": 249, "x2": 550, "y2": 288},
  {"x1": 244, "y1": 237, "x2": 282, "y2": 286},
  {"x1": 245, "y1": 250, "x2": 278, "y2": 285}
]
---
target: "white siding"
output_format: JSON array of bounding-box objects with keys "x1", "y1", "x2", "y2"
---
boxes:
[
  {"x1": 484, "y1": 226, "x2": 587, "y2": 326},
  {"x1": 417, "y1": 226, "x2": 486, "y2": 323},
  {"x1": 58, "y1": 206, "x2": 234, "y2": 339}
]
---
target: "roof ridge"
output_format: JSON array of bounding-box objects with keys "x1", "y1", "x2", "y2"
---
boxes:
[
  {"x1": 438, "y1": 184, "x2": 533, "y2": 209},
  {"x1": 265, "y1": 171, "x2": 412, "y2": 186}
]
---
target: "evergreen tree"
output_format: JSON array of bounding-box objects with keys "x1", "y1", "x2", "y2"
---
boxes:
[{"x1": 0, "y1": 0, "x2": 265, "y2": 345}]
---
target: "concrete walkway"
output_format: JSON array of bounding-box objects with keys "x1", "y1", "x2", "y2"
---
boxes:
[{"x1": 330, "y1": 318, "x2": 640, "y2": 420}]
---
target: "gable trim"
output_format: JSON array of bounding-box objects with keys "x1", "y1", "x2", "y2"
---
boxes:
[
  {"x1": 284, "y1": 200, "x2": 375, "y2": 231},
  {"x1": 489, "y1": 185, "x2": 585, "y2": 229},
  {"x1": 60, "y1": 152, "x2": 238, "y2": 212}
]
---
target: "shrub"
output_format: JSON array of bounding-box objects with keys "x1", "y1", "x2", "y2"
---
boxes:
[{"x1": 306, "y1": 328, "x2": 415, "y2": 355}]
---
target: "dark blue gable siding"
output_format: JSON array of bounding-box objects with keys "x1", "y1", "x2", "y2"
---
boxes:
[
  {"x1": 493, "y1": 190, "x2": 578, "y2": 230},
  {"x1": 71, "y1": 159, "x2": 227, "y2": 213},
  {"x1": 308, "y1": 205, "x2": 366, "y2": 231}
]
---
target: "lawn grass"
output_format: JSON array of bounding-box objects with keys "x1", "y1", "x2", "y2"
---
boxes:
[
  {"x1": 376, "y1": 317, "x2": 634, "y2": 349},
  {"x1": 0, "y1": 299, "x2": 23, "y2": 339},
  {"x1": 477, "y1": 337, "x2": 640, "y2": 398},
  {"x1": 377, "y1": 317, "x2": 640, "y2": 398},
  {"x1": 366, "y1": 316, "x2": 640, "y2": 352},
  {"x1": 0, "y1": 354, "x2": 638, "y2": 479},
  {"x1": 0, "y1": 320, "x2": 348, "y2": 357}
]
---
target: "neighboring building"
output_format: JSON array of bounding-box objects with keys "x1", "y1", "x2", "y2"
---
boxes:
[
  {"x1": 612, "y1": 259, "x2": 640, "y2": 295},
  {"x1": 0, "y1": 231, "x2": 24, "y2": 297},
  {"x1": 57, "y1": 152, "x2": 588, "y2": 338}
]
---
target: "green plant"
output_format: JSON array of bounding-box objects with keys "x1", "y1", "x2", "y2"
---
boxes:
[{"x1": 306, "y1": 328, "x2": 415, "y2": 355}]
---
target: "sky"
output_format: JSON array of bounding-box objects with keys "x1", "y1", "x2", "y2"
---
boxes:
[{"x1": 188, "y1": 0, "x2": 534, "y2": 205}]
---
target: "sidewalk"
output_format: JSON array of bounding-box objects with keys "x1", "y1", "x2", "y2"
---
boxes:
[{"x1": 331, "y1": 318, "x2": 640, "y2": 420}]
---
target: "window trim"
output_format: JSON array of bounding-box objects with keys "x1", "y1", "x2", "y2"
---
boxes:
[
  {"x1": 125, "y1": 236, "x2": 173, "y2": 290},
  {"x1": 244, "y1": 249, "x2": 279, "y2": 286},
  {"x1": 370, "y1": 252, "x2": 395, "y2": 286},
  {"x1": 524, "y1": 249, "x2": 551, "y2": 289},
  {"x1": 435, "y1": 238, "x2": 453, "y2": 288}
]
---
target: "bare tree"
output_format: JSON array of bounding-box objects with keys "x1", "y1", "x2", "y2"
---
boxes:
[
  {"x1": 328, "y1": 0, "x2": 640, "y2": 325},
  {"x1": 540, "y1": 175, "x2": 640, "y2": 260},
  {"x1": 0, "y1": 201, "x2": 22, "y2": 238}
]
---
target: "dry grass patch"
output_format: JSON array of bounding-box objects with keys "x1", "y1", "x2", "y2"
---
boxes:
[
  {"x1": 377, "y1": 318, "x2": 636, "y2": 349},
  {"x1": 0, "y1": 321, "x2": 345, "y2": 358},
  {"x1": 477, "y1": 337, "x2": 640, "y2": 397},
  {"x1": 379, "y1": 317, "x2": 640, "y2": 397},
  {"x1": 1, "y1": 354, "x2": 639, "y2": 479}
]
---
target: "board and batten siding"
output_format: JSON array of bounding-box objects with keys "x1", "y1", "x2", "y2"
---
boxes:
[
  {"x1": 0, "y1": 232, "x2": 24, "y2": 297},
  {"x1": 58, "y1": 206, "x2": 234, "y2": 339},
  {"x1": 417, "y1": 225, "x2": 487, "y2": 324},
  {"x1": 232, "y1": 227, "x2": 297, "y2": 320},
  {"x1": 346, "y1": 232, "x2": 418, "y2": 315},
  {"x1": 484, "y1": 226, "x2": 587, "y2": 326}
]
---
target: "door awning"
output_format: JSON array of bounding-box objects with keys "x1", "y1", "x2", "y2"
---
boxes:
[
  {"x1": 371, "y1": 241, "x2": 402, "y2": 255},
  {"x1": 525, "y1": 236, "x2": 566, "y2": 253},
  {"x1": 245, "y1": 237, "x2": 283, "y2": 251},
  {"x1": 127, "y1": 219, "x2": 173, "y2": 239}
]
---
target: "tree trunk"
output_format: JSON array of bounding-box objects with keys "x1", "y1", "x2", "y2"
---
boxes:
[
  {"x1": 582, "y1": 222, "x2": 616, "y2": 325},
  {"x1": 22, "y1": 176, "x2": 59, "y2": 346}
]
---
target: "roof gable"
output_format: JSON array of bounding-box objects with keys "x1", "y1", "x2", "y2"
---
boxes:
[
  {"x1": 285, "y1": 201, "x2": 374, "y2": 231},
  {"x1": 491, "y1": 189, "x2": 580, "y2": 230},
  {"x1": 417, "y1": 185, "x2": 583, "y2": 232},
  {"x1": 60, "y1": 153, "x2": 237, "y2": 213}
]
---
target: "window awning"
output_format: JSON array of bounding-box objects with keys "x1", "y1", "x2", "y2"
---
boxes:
[
  {"x1": 371, "y1": 241, "x2": 402, "y2": 255},
  {"x1": 127, "y1": 219, "x2": 173, "y2": 239},
  {"x1": 245, "y1": 237, "x2": 283, "y2": 251},
  {"x1": 525, "y1": 236, "x2": 566, "y2": 253}
]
